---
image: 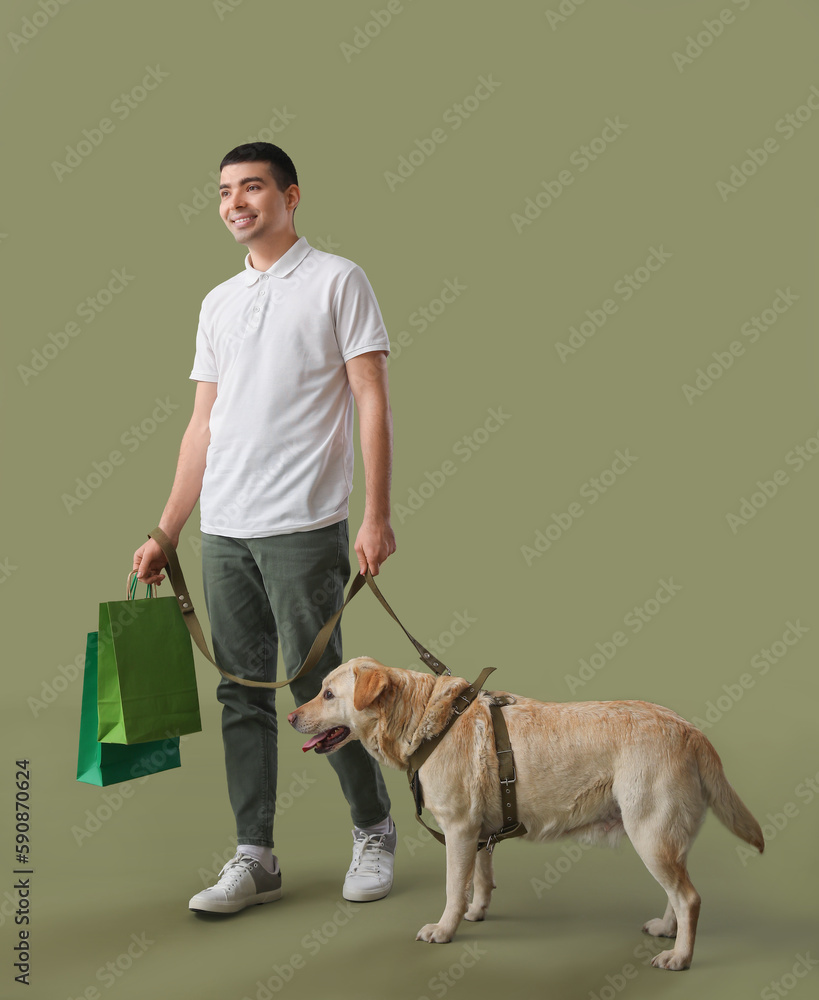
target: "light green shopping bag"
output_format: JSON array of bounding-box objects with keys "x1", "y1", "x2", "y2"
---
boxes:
[{"x1": 97, "y1": 575, "x2": 202, "y2": 744}]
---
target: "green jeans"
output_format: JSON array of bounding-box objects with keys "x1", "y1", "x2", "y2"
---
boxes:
[{"x1": 201, "y1": 519, "x2": 391, "y2": 847}]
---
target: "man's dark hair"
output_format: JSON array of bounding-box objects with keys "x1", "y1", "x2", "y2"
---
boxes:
[{"x1": 220, "y1": 142, "x2": 298, "y2": 194}]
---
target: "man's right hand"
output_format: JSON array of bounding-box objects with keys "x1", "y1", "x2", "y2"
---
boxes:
[{"x1": 133, "y1": 537, "x2": 170, "y2": 586}]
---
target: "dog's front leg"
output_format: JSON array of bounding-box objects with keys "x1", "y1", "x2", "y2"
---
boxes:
[{"x1": 416, "y1": 825, "x2": 479, "y2": 943}]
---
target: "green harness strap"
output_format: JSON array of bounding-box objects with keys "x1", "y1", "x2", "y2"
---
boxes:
[{"x1": 407, "y1": 677, "x2": 528, "y2": 853}]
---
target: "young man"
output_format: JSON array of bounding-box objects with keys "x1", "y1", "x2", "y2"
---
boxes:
[{"x1": 133, "y1": 141, "x2": 397, "y2": 914}]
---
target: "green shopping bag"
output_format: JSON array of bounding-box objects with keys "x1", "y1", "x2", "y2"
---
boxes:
[
  {"x1": 97, "y1": 575, "x2": 202, "y2": 745},
  {"x1": 77, "y1": 631, "x2": 181, "y2": 785}
]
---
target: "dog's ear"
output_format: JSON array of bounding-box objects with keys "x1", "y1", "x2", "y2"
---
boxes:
[{"x1": 353, "y1": 667, "x2": 389, "y2": 711}]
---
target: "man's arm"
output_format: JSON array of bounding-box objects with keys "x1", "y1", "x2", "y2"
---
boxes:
[
  {"x1": 345, "y1": 350, "x2": 396, "y2": 576},
  {"x1": 132, "y1": 380, "x2": 217, "y2": 584}
]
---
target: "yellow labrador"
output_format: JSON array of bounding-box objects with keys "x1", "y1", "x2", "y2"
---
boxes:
[{"x1": 288, "y1": 656, "x2": 764, "y2": 971}]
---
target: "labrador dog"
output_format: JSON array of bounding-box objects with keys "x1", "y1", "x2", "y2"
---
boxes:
[{"x1": 288, "y1": 657, "x2": 764, "y2": 971}]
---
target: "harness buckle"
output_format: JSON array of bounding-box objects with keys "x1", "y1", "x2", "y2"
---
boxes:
[
  {"x1": 451, "y1": 690, "x2": 475, "y2": 716},
  {"x1": 496, "y1": 748, "x2": 516, "y2": 785}
]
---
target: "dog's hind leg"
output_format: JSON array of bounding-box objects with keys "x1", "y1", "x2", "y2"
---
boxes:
[
  {"x1": 643, "y1": 900, "x2": 677, "y2": 939},
  {"x1": 625, "y1": 820, "x2": 701, "y2": 971},
  {"x1": 416, "y1": 824, "x2": 481, "y2": 943},
  {"x1": 464, "y1": 847, "x2": 495, "y2": 922}
]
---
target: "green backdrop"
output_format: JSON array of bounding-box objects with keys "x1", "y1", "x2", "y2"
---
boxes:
[{"x1": 2, "y1": 1, "x2": 817, "y2": 998}]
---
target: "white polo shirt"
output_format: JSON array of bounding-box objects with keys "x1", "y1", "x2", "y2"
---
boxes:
[{"x1": 189, "y1": 236, "x2": 390, "y2": 537}]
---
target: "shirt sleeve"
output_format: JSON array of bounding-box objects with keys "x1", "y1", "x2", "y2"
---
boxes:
[
  {"x1": 189, "y1": 297, "x2": 219, "y2": 382},
  {"x1": 332, "y1": 264, "x2": 391, "y2": 362}
]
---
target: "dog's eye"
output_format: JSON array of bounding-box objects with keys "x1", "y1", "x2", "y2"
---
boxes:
[{"x1": 323, "y1": 689, "x2": 334, "y2": 700}]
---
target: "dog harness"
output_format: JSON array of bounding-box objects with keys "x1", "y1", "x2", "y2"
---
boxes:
[
  {"x1": 149, "y1": 528, "x2": 526, "y2": 851},
  {"x1": 405, "y1": 671, "x2": 527, "y2": 853}
]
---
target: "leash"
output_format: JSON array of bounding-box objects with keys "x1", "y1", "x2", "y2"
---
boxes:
[
  {"x1": 147, "y1": 526, "x2": 452, "y2": 688},
  {"x1": 147, "y1": 526, "x2": 526, "y2": 850}
]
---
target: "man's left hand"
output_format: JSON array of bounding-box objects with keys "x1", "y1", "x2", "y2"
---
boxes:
[{"x1": 354, "y1": 515, "x2": 396, "y2": 576}]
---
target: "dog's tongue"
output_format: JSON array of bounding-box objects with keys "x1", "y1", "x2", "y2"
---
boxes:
[{"x1": 301, "y1": 732, "x2": 327, "y2": 752}]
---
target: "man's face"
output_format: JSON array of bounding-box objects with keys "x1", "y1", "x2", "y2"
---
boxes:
[{"x1": 218, "y1": 161, "x2": 298, "y2": 247}]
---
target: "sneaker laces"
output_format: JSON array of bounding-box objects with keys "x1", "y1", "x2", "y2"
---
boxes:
[
  {"x1": 347, "y1": 832, "x2": 388, "y2": 877},
  {"x1": 212, "y1": 853, "x2": 255, "y2": 891}
]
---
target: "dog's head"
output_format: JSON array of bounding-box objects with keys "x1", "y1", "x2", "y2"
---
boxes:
[{"x1": 287, "y1": 656, "x2": 398, "y2": 757}]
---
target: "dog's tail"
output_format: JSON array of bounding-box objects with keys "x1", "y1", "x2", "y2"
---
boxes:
[{"x1": 694, "y1": 732, "x2": 764, "y2": 853}]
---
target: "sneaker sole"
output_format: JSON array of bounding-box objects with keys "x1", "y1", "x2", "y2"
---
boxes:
[
  {"x1": 189, "y1": 887, "x2": 282, "y2": 914},
  {"x1": 342, "y1": 883, "x2": 392, "y2": 902}
]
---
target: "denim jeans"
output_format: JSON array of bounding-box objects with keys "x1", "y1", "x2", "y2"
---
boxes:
[{"x1": 201, "y1": 519, "x2": 391, "y2": 847}]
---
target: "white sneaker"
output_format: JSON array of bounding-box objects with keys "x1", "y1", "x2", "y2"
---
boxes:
[
  {"x1": 342, "y1": 823, "x2": 396, "y2": 902},
  {"x1": 189, "y1": 853, "x2": 282, "y2": 914}
]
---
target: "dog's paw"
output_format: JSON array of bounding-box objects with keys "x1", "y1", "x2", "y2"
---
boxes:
[
  {"x1": 464, "y1": 903, "x2": 487, "y2": 922},
  {"x1": 650, "y1": 949, "x2": 690, "y2": 971},
  {"x1": 642, "y1": 918, "x2": 677, "y2": 938},
  {"x1": 416, "y1": 923, "x2": 453, "y2": 943}
]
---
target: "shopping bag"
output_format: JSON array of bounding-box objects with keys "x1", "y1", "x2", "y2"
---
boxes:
[
  {"x1": 97, "y1": 575, "x2": 202, "y2": 744},
  {"x1": 77, "y1": 631, "x2": 181, "y2": 785}
]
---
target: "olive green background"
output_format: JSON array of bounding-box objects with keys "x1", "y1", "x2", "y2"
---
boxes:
[{"x1": 2, "y1": 1, "x2": 817, "y2": 998}]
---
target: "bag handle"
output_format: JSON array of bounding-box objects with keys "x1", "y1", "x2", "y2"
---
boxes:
[
  {"x1": 146, "y1": 527, "x2": 450, "y2": 689},
  {"x1": 126, "y1": 570, "x2": 155, "y2": 599}
]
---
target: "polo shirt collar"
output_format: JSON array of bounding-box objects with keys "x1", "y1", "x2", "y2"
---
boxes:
[{"x1": 243, "y1": 236, "x2": 313, "y2": 285}]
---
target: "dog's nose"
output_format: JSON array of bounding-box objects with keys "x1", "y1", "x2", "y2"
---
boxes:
[{"x1": 287, "y1": 710, "x2": 299, "y2": 727}]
